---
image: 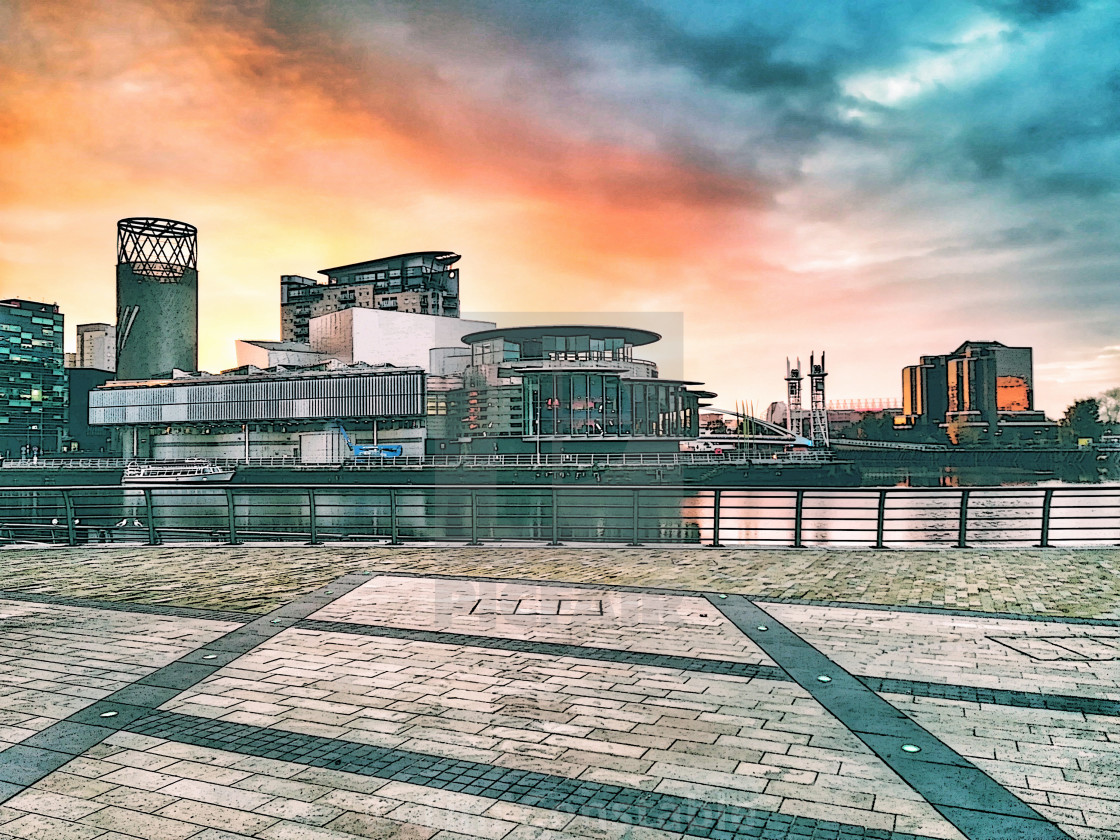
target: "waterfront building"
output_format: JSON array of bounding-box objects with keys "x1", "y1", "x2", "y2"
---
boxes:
[
  {"x1": 89, "y1": 361, "x2": 425, "y2": 460},
  {"x1": 116, "y1": 217, "x2": 198, "y2": 379},
  {"x1": 75, "y1": 323, "x2": 116, "y2": 371},
  {"x1": 234, "y1": 340, "x2": 333, "y2": 369},
  {"x1": 0, "y1": 299, "x2": 65, "y2": 457},
  {"x1": 427, "y1": 325, "x2": 711, "y2": 455},
  {"x1": 281, "y1": 251, "x2": 461, "y2": 343},
  {"x1": 895, "y1": 340, "x2": 1053, "y2": 440},
  {"x1": 66, "y1": 367, "x2": 114, "y2": 453}
]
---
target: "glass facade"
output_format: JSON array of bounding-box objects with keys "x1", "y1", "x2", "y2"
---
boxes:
[
  {"x1": 0, "y1": 300, "x2": 65, "y2": 456},
  {"x1": 524, "y1": 372, "x2": 697, "y2": 438},
  {"x1": 472, "y1": 334, "x2": 632, "y2": 366}
]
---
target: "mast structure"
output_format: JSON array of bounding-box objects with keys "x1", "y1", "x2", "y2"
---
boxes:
[
  {"x1": 785, "y1": 357, "x2": 804, "y2": 439},
  {"x1": 808, "y1": 351, "x2": 830, "y2": 448}
]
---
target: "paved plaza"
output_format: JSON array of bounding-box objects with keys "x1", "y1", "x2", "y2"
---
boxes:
[{"x1": 0, "y1": 546, "x2": 1116, "y2": 839}]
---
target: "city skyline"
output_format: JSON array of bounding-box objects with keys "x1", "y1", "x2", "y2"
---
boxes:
[{"x1": 2, "y1": 1, "x2": 1118, "y2": 416}]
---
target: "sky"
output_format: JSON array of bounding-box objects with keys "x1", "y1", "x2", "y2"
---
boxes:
[{"x1": 1, "y1": 0, "x2": 1119, "y2": 416}]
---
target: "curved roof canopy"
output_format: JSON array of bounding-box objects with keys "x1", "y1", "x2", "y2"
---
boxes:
[{"x1": 461, "y1": 325, "x2": 661, "y2": 347}]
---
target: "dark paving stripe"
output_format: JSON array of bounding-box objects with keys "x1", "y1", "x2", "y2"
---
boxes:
[
  {"x1": 864, "y1": 676, "x2": 1120, "y2": 717},
  {"x1": 297, "y1": 618, "x2": 790, "y2": 682},
  {"x1": 0, "y1": 573, "x2": 373, "y2": 804},
  {"x1": 128, "y1": 710, "x2": 939, "y2": 840},
  {"x1": 753, "y1": 596, "x2": 1120, "y2": 627},
  {"x1": 0, "y1": 590, "x2": 256, "y2": 623},
  {"x1": 10, "y1": 579, "x2": 1113, "y2": 717},
  {"x1": 298, "y1": 617, "x2": 1120, "y2": 718},
  {"x1": 709, "y1": 595, "x2": 1072, "y2": 840}
]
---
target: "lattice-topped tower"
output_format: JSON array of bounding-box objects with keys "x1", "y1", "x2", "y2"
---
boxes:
[{"x1": 115, "y1": 218, "x2": 198, "y2": 379}]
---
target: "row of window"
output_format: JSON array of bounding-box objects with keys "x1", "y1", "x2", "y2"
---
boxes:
[{"x1": 524, "y1": 373, "x2": 697, "y2": 437}]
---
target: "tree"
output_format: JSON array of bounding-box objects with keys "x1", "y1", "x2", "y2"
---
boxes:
[
  {"x1": 1058, "y1": 398, "x2": 1104, "y2": 441},
  {"x1": 945, "y1": 416, "x2": 983, "y2": 446},
  {"x1": 1098, "y1": 387, "x2": 1120, "y2": 426}
]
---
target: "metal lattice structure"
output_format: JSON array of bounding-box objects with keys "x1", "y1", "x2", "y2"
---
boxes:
[
  {"x1": 808, "y1": 351, "x2": 830, "y2": 448},
  {"x1": 117, "y1": 218, "x2": 197, "y2": 281},
  {"x1": 785, "y1": 357, "x2": 803, "y2": 438}
]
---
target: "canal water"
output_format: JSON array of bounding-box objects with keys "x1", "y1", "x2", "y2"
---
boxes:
[{"x1": 2, "y1": 470, "x2": 1119, "y2": 548}]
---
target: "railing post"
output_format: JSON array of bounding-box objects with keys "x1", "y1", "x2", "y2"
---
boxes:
[
  {"x1": 627, "y1": 489, "x2": 641, "y2": 546},
  {"x1": 61, "y1": 490, "x2": 76, "y2": 547},
  {"x1": 710, "y1": 489, "x2": 722, "y2": 547},
  {"x1": 389, "y1": 487, "x2": 401, "y2": 545},
  {"x1": 793, "y1": 489, "x2": 804, "y2": 548},
  {"x1": 549, "y1": 485, "x2": 561, "y2": 546},
  {"x1": 1037, "y1": 488, "x2": 1054, "y2": 548},
  {"x1": 874, "y1": 489, "x2": 887, "y2": 549},
  {"x1": 225, "y1": 488, "x2": 240, "y2": 545},
  {"x1": 143, "y1": 488, "x2": 160, "y2": 546},
  {"x1": 957, "y1": 489, "x2": 970, "y2": 549},
  {"x1": 307, "y1": 488, "x2": 321, "y2": 545},
  {"x1": 468, "y1": 489, "x2": 481, "y2": 546}
]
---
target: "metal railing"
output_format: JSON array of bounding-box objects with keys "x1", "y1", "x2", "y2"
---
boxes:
[
  {"x1": 0, "y1": 451, "x2": 837, "y2": 471},
  {"x1": 0, "y1": 483, "x2": 1118, "y2": 548}
]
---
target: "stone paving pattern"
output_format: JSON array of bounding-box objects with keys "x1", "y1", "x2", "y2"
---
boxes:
[
  {"x1": 1, "y1": 546, "x2": 1120, "y2": 618},
  {"x1": 0, "y1": 548, "x2": 1117, "y2": 838},
  {"x1": 311, "y1": 578, "x2": 776, "y2": 665}
]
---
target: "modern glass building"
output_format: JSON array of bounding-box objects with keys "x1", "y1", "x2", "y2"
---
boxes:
[
  {"x1": 433, "y1": 325, "x2": 709, "y2": 453},
  {"x1": 0, "y1": 299, "x2": 65, "y2": 457}
]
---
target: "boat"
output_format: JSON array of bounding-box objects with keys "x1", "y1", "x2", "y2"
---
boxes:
[{"x1": 122, "y1": 460, "x2": 236, "y2": 484}]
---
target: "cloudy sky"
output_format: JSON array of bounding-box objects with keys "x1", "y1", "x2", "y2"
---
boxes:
[{"x1": 1, "y1": 0, "x2": 1118, "y2": 414}]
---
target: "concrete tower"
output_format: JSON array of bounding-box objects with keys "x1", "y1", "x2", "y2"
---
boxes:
[{"x1": 116, "y1": 217, "x2": 198, "y2": 379}]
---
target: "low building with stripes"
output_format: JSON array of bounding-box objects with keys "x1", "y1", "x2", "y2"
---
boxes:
[{"x1": 89, "y1": 361, "x2": 425, "y2": 461}]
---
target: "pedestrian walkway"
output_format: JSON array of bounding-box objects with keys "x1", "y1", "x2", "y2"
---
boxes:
[{"x1": 0, "y1": 547, "x2": 1116, "y2": 838}]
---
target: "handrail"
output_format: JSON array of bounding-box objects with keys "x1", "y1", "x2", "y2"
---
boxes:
[
  {"x1": 0, "y1": 451, "x2": 839, "y2": 470},
  {"x1": 1, "y1": 483, "x2": 1119, "y2": 549}
]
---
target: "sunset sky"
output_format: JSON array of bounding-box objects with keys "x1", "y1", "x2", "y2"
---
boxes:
[{"x1": 1, "y1": 0, "x2": 1118, "y2": 415}]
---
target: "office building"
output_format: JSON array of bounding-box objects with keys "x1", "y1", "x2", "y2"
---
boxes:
[
  {"x1": 76, "y1": 323, "x2": 116, "y2": 371},
  {"x1": 281, "y1": 251, "x2": 461, "y2": 342},
  {"x1": 116, "y1": 217, "x2": 198, "y2": 379},
  {"x1": 66, "y1": 368, "x2": 114, "y2": 453},
  {"x1": 895, "y1": 340, "x2": 1052, "y2": 439},
  {"x1": 0, "y1": 299, "x2": 65, "y2": 457}
]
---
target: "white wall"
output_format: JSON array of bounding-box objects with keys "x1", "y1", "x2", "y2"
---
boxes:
[
  {"x1": 310, "y1": 309, "x2": 495, "y2": 370},
  {"x1": 234, "y1": 341, "x2": 333, "y2": 368}
]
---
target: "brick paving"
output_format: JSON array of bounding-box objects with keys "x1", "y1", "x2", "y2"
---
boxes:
[
  {"x1": 0, "y1": 546, "x2": 1118, "y2": 618},
  {"x1": 0, "y1": 548, "x2": 1115, "y2": 838}
]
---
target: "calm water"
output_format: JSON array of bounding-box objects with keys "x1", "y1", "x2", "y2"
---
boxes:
[{"x1": 2, "y1": 476, "x2": 1118, "y2": 547}]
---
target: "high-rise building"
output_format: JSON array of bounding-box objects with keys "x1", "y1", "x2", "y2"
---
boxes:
[
  {"x1": 0, "y1": 299, "x2": 65, "y2": 457},
  {"x1": 76, "y1": 322, "x2": 116, "y2": 371},
  {"x1": 281, "y1": 251, "x2": 461, "y2": 342},
  {"x1": 896, "y1": 340, "x2": 1051, "y2": 438},
  {"x1": 116, "y1": 217, "x2": 198, "y2": 379}
]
